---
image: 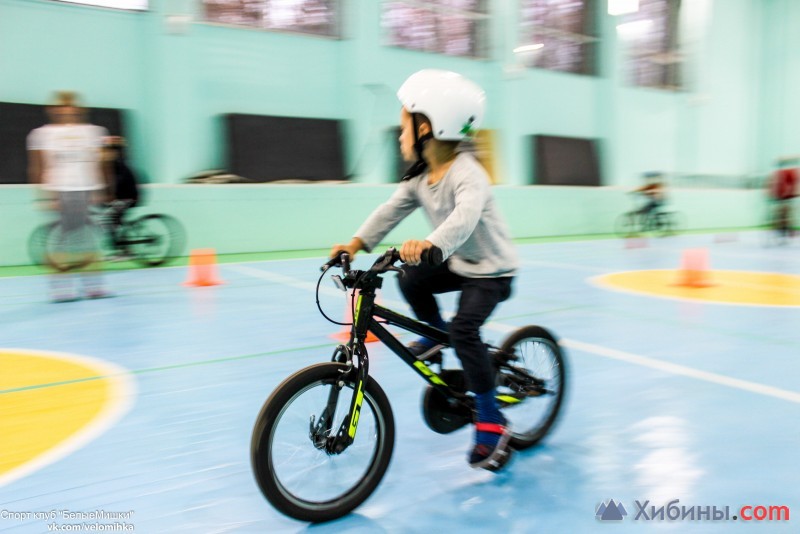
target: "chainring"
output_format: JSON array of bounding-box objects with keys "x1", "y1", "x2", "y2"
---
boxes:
[{"x1": 421, "y1": 369, "x2": 473, "y2": 434}]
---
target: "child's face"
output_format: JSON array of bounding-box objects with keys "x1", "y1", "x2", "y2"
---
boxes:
[{"x1": 399, "y1": 108, "x2": 416, "y2": 162}]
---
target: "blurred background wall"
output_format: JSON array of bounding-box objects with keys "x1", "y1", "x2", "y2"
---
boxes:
[{"x1": 0, "y1": 0, "x2": 798, "y2": 265}]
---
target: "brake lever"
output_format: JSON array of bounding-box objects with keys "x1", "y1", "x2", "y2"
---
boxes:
[{"x1": 369, "y1": 247, "x2": 400, "y2": 273}]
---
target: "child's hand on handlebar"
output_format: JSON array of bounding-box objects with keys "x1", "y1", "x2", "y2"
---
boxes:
[
  {"x1": 400, "y1": 239, "x2": 434, "y2": 266},
  {"x1": 328, "y1": 238, "x2": 364, "y2": 261}
]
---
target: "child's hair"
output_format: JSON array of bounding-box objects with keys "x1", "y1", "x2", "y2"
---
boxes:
[
  {"x1": 48, "y1": 91, "x2": 82, "y2": 108},
  {"x1": 412, "y1": 112, "x2": 460, "y2": 163}
]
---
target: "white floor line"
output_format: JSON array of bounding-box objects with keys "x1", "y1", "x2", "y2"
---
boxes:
[
  {"x1": 227, "y1": 263, "x2": 411, "y2": 309},
  {"x1": 232, "y1": 263, "x2": 800, "y2": 405},
  {"x1": 560, "y1": 338, "x2": 800, "y2": 405}
]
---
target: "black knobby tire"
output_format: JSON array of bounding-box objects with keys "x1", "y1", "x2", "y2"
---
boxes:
[
  {"x1": 251, "y1": 363, "x2": 395, "y2": 523},
  {"x1": 28, "y1": 221, "x2": 101, "y2": 272},
  {"x1": 497, "y1": 325, "x2": 567, "y2": 450},
  {"x1": 123, "y1": 214, "x2": 186, "y2": 267}
]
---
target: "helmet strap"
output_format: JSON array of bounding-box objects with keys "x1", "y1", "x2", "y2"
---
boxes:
[{"x1": 401, "y1": 113, "x2": 433, "y2": 181}]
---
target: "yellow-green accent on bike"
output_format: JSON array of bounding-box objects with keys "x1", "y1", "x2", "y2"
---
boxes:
[
  {"x1": 348, "y1": 380, "x2": 364, "y2": 438},
  {"x1": 413, "y1": 361, "x2": 447, "y2": 386},
  {"x1": 354, "y1": 293, "x2": 362, "y2": 326},
  {"x1": 496, "y1": 394, "x2": 522, "y2": 404}
]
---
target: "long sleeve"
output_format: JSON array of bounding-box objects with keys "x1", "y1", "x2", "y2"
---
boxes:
[{"x1": 354, "y1": 180, "x2": 419, "y2": 252}]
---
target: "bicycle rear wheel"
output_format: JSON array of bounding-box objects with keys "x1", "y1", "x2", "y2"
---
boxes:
[
  {"x1": 495, "y1": 325, "x2": 567, "y2": 450},
  {"x1": 123, "y1": 214, "x2": 185, "y2": 267},
  {"x1": 251, "y1": 363, "x2": 395, "y2": 523}
]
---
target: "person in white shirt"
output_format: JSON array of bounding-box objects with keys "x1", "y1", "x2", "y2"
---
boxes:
[{"x1": 27, "y1": 91, "x2": 111, "y2": 301}]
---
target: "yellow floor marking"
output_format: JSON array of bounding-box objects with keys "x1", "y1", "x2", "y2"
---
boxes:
[
  {"x1": 594, "y1": 270, "x2": 800, "y2": 307},
  {"x1": 0, "y1": 350, "x2": 134, "y2": 486}
]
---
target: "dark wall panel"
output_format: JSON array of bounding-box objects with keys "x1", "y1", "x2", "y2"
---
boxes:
[
  {"x1": 534, "y1": 135, "x2": 601, "y2": 186},
  {"x1": 225, "y1": 114, "x2": 346, "y2": 183},
  {"x1": 0, "y1": 102, "x2": 123, "y2": 184}
]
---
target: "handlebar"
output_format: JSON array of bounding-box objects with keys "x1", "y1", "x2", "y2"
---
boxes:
[
  {"x1": 321, "y1": 246, "x2": 443, "y2": 274},
  {"x1": 321, "y1": 251, "x2": 350, "y2": 273}
]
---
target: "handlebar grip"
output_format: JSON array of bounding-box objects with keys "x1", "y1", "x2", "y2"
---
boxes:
[
  {"x1": 421, "y1": 246, "x2": 443, "y2": 267},
  {"x1": 321, "y1": 250, "x2": 347, "y2": 272}
]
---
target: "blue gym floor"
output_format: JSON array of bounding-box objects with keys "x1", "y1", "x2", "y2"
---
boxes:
[{"x1": 1, "y1": 232, "x2": 798, "y2": 533}]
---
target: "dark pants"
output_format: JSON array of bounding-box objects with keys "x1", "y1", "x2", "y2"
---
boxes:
[{"x1": 398, "y1": 261, "x2": 513, "y2": 394}]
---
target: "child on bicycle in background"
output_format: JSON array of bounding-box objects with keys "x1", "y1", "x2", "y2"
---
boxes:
[
  {"x1": 633, "y1": 171, "x2": 666, "y2": 217},
  {"x1": 769, "y1": 157, "x2": 798, "y2": 236},
  {"x1": 329, "y1": 69, "x2": 519, "y2": 471},
  {"x1": 102, "y1": 135, "x2": 141, "y2": 260}
]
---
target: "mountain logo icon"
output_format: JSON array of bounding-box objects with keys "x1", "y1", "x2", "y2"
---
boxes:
[{"x1": 596, "y1": 499, "x2": 628, "y2": 521}]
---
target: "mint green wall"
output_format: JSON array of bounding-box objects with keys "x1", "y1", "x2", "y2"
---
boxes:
[
  {"x1": 758, "y1": 0, "x2": 800, "y2": 168},
  {"x1": 0, "y1": 0, "x2": 797, "y2": 267},
  {"x1": 1, "y1": 0, "x2": 793, "y2": 184},
  {"x1": 0, "y1": 184, "x2": 767, "y2": 267}
]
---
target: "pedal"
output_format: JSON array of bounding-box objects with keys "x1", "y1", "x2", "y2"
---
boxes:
[
  {"x1": 415, "y1": 344, "x2": 444, "y2": 365},
  {"x1": 482, "y1": 446, "x2": 513, "y2": 473}
]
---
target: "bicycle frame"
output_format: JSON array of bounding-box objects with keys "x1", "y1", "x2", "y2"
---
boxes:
[{"x1": 325, "y1": 273, "x2": 468, "y2": 452}]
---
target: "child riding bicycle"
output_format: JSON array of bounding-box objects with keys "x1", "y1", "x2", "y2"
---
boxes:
[
  {"x1": 769, "y1": 158, "x2": 798, "y2": 237},
  {"x1": 329, "y1": 69, "x2": 519, "y2": 470},
  {"x1": 633, "y1": 171, "x2": 667, "y2": 217},
  {"x1": 102, "y1": 135, "x2": 141, "y2": 260}
]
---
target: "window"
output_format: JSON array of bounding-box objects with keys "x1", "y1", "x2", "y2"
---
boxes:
[
  {"x1": 203, "y1": 0, "x2": 339, "y2": 37},
  {"x1": 52, "y1": 0, "x2": 147, "y2": 10},
  {"x1": 518, "y1": 0, "x2": 598, "y2": 75},
  {"x1": 382, "y1": 1, "x2": 490, "y2": 59},
  {"x1": 618, "y1": 0, "x2": 682, "y2": 89}
]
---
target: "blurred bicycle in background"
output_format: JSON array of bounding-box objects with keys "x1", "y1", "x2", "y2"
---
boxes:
[{"x1": 29, "y1": 200, "x2": 186, "y2": 271}]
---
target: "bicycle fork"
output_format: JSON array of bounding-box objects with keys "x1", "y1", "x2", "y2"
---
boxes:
[
  {"x1": 309, "y1": 358, "x2": 368, "y2": 455},
  {"x1": 311, "y1": 288, "x2": 376, "y2": 455}
]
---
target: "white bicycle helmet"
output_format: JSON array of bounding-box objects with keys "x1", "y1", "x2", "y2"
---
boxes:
[{"x1": 397, "y1": 69, "x2": 486, "y2": 141}]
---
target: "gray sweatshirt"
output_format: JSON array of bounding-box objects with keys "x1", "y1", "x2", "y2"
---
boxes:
[{"x1": 355, "y1": 152, "x2": 518, "y2": 278}]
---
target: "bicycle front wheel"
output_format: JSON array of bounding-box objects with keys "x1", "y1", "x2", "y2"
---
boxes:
[
  {"x1": 251, "y1": 363, "x2": 395, "y2": 523},
  {"x1": 123, "y1": 214, "x2": 185, "y2": 267},
  {"x1": 29, "y1": 222, "x2": 102, "y2": 272},
  {"x1": 496, "y1": 325, "x2": 567, "y2": 450}
]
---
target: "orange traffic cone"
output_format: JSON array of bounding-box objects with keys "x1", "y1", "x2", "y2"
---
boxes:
[
  {"x1": 331, "y1": 289, "x2": 379, "y2": 343},
  {"x1": 673, "y1": 248, "x2": 714, "y2": 288},
  {"x1": 183, "y1": 248, "x2": 223, "y2": 287}
]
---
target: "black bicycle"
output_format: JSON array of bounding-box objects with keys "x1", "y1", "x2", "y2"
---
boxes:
[
  {"x1": 615, "y1": 204, "x2": 684, "y2": 238},
  {"x1": 29, "y1": 201, "x2": 186, "y2": 271},
  {"x1": 250, "y1": 248, "x2": 567, "y2": 522}
]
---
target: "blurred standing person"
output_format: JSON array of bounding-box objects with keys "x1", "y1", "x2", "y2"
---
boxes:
[
  {"x1": 27, "y1": 91, "x2": 112, "y2": 301},
  {"x1": 769, "y1": 157, "x2": 798, "y2": 237}
]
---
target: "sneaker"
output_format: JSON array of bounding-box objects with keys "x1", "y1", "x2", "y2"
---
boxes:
[
  {"x1": 407, "y1": 341, "x2": 444, "y2": 365},
  {"x1": 50, "y1": 276, "x2": 78, "y2": 303},
  {"x1": 469, "y1": 421, "x2": 513, "y2": 472},
  {"x1": 52, "y1": 294, "x2": 80, "y2": 303},
  {"x1": 85, "y1": 289, "x2": 114, "y2": 300}
]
